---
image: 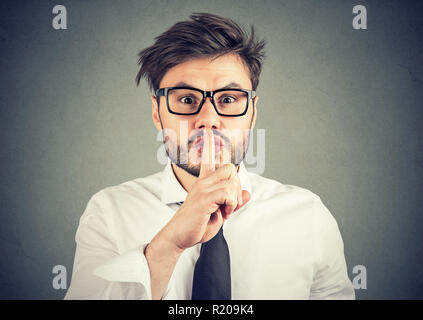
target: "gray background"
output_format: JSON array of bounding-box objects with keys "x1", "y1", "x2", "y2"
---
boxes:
[{"x1": 1, "y1": 0, "x2": 422, "y2": 299}]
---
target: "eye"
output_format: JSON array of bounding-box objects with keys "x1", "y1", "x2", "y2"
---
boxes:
[
  {"x1": 180, "y1": 96, "x2": 195, "y2": 104},
  {"x1": 221, "y1": 96, "x2": 236, "y2": 104}
]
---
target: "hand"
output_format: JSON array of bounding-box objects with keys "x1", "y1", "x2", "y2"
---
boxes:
[{"x1": 164, "y1": 128, "x2": 251, "y2": 251}]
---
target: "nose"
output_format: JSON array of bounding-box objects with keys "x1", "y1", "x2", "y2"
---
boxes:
[{"x1": 194, "y1": 97, "x2": 221, "y2": 130}]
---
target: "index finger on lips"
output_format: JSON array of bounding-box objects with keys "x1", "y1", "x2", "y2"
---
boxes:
[{"x1": 199, "y1": 128, "x2": 215, "y2": 179}]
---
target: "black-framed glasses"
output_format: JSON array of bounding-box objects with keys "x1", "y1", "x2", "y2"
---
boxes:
[{"x1": 155, "y1": 87, "x2": 256, "y2": 117}]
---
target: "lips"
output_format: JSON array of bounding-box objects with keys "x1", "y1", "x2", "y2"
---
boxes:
[{"x1": 193, "y1": 134, "x2": 224, "y2": 153}]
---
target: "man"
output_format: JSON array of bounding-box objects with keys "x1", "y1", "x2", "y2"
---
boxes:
[{"x1": 65, "y1": 13, "x2": 355, "y2": 300}]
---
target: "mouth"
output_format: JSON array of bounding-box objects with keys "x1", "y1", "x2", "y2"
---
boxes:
[{"x1": 192, "y1": 134, "x2": 224, "y2": 154}]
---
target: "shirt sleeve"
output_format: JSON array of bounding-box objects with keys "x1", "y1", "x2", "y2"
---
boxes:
[
  {"x1": 309, "y1": 201, "x2": 356, "y2": 300},
  {"x1": 64, "y1": 194, "x2": 176, "y2": 300}
]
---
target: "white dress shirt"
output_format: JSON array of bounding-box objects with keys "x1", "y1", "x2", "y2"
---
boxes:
[{"x1": 65, "y1": 162, "x2": 355, "y2": 300}]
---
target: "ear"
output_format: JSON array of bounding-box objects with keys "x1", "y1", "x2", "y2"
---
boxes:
[
  {"x1": 151, "y1": 95, "x2": 162, "y2": 131},
  {"x1": 250, "y1": 95, "x2": 259, "y2": 129}
]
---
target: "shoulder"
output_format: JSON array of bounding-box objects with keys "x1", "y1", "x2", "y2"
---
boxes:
[
  {"x1": 246, "y1": 171, "x2": 337, "y2": 229},
  {"x1": 81, "y1": 170, "x2": 163, "y2": 219},
  {"x1": 100, "y1": 170, "x2": 162, "y2": 199},
  {"x1": 247, "y1": 171, "x2": 320, "y2": 203}
]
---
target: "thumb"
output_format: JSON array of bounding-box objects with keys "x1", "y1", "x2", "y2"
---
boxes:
[{"x1": 241, "y1": 190, "x2": 251, "y2": 206}]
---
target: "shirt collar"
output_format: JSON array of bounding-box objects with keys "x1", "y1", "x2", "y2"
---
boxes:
[{"x1": 160, "y1": 160, "x2": 252, "y2": 205}]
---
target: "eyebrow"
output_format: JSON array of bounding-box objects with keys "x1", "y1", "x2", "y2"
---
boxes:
[{"x1": 173, "y1": 81, "x2": 244, "y2": 90}]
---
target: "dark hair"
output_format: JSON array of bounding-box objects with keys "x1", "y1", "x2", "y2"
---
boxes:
[{"x1": 136, "y1": 13, "x2": 266, "y2": 92}]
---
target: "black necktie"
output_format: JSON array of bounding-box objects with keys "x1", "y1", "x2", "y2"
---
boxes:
[{"x1": 191, "y1": 225, "x2": 231, "y2": 300}]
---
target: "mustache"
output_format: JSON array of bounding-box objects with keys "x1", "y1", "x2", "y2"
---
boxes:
[{"x1": 187, "y1": 130, "x2": 231, "y2": 146}]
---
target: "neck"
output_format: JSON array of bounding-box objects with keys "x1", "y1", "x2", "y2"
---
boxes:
[{"x1": 171, "y1": 162, "x2": 241, "y2": 193}]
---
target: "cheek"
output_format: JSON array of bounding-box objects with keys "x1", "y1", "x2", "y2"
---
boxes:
[
  {"x1": 222, "y1": 118, "x2": 252, "y2": 135},
  {"x1": 161, "y1": 117, "x2": 193, "y2": 137},
  {"x1": 173, "y1": 119, "x2": 196, "y2": 144},
  {"x1": 219, "y1": 123, "x2": 250, "y2": 151}
]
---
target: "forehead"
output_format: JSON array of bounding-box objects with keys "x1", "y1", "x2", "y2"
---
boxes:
[{"x1": 159, "y1": 54, "x2": 252, "y2": 90}]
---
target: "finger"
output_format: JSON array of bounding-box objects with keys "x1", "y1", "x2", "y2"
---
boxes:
[
  {"x1": 200, "y1": 163, "x2": 237, "y2": 186},
  {"x1": 234, "y1": 190, "x2": 251, "y2": 212},
  {"x1": 222, "y1": 202, "x2": 236, "y2": 220},
  {"x1": 236, "y1": 174, "x2": 242, "y2": 206},
  {"x1": 238, "y1": 188, "x2": 242, "y2": 207},
  {"x1": 208, "y1": 208, "x2": 222, "y2": 227},
  {"x1": 207, "y1": 187, "x2": 238, "y2": 217},
  {"x1": 205, "y1": 176, "x2": 240, "y2": 194},
  {"x1": 222, "y1": 208, "x2": 231, "y2": 221},
  {"x1": 199, "y1": 128, "x2": 215, "y2": 179},
  {"x1": 204, "y1": 167, "x2": 242, "y2": 210},
  {"x1": 224, "y1": 188, "x2": 249, "y2": 218},
  {"x1": 206, "y1": 176, "x2": 241, "y2": 206},
  {"x1": 222, "y1": 196, "x2": 238, "y2": 217}
]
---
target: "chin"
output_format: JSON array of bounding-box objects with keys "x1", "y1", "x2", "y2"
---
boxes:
[{"x1": 174, "y1": 162, "x2": 201, "y2": 178}]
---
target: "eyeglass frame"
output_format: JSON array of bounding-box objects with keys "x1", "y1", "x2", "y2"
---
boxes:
[{"x1": 155, "y1": 86, "x2": 256, "y2": 117}]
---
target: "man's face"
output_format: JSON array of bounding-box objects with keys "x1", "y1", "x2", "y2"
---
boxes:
[{"x1": 152, "y1": 54, "x2": 258, "y2": 177}]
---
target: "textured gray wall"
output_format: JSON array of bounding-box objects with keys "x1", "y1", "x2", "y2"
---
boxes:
[{"x1": 1, "y1": 0, "x2": 422, "y2": 299}]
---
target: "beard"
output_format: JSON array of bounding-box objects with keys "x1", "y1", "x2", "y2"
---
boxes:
[{"x1": 162, "y1": 129, "x2": 251, "y2": 177}]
